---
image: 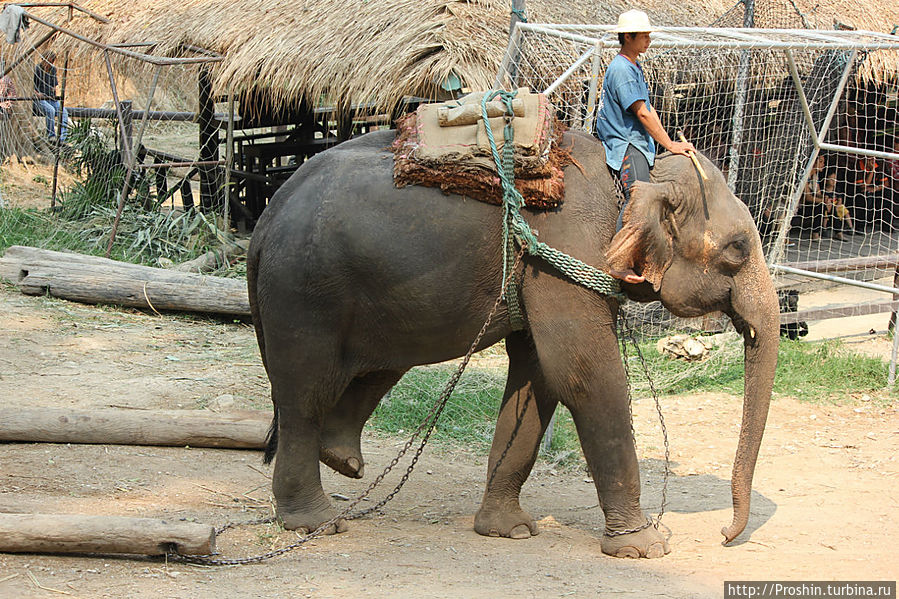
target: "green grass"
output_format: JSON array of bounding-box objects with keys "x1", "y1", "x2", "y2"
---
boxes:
[
  {"x1": 366, "y1": 338, "x2": 891, "y2": 461},
  {"x1": 628, "y1": 336, "x2": 889, "y2": 402},
  {"x1": 368, "y1": 363, "x2": 581, "y2": 462},
  {"x1": 0, "y1": 204, "x2": 228, "y2": 268},
  {"x1": 1, "y1": 117, "x2": 232, "y2": 270}
]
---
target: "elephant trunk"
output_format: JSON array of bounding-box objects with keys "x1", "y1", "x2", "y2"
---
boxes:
[{"x1": 722, "y1": 257, "x2": 780, "y2": 544}]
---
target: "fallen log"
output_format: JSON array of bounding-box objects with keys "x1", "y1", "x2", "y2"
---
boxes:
[
  {"x1": 0, "y1": 407, "x2": 270, "y2": 449},
  {"x1": 0, "y1": 245, "x2": 250, "y2": 317},
  {"x1": 0, "y1": 513, "x2": 215, "y2": 556}
]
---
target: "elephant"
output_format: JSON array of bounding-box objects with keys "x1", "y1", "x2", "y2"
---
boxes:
[{"x1": 246, "y1": 128, "x2": 779, "y2": 558}]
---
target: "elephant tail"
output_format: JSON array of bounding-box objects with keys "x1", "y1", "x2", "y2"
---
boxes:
[
  {"x1": 263, "y1": 411, "x2": 278, "y2": 464},
  {"x1": 247, "y1": 235, "x2": 278, "y2": 464}
]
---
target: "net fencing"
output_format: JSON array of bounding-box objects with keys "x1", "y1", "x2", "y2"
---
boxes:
[
  {"x1": 0, "y1": 4, "x2": 230, "y2": 264},
  {"x1": 498, "y1": 21, "x2": 899, "y2": 367}
]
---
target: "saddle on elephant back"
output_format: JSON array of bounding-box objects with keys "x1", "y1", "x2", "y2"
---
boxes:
[{"x1": 391, "y1": 89, "x2": 573, "y2": 209}]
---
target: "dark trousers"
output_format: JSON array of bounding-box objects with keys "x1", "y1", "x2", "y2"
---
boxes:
[{"x1": 611, "y1": 144, "x2": 652, "y2": 230}]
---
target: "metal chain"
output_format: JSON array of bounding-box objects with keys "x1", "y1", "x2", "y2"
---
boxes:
[
  {"x1": 486, "y1": 387, "x2": 532, "y2": 491},
  {"x1": 604, "y1": 310, "x2": 671, "y2": 538},
  {"x1": 168, "y1": 246, "x2": 527, "y2": 566}
]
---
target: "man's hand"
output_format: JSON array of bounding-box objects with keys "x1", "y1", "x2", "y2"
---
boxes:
[{"x1": 666, "y1": 140, "x2": 696, "y2": 156}]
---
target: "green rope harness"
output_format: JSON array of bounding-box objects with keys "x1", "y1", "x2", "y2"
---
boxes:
[{"x1": 479, "y1": 90, "x2": 625, "y2": 330}]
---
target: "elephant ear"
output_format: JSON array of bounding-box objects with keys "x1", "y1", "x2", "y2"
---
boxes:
[{"x1": 605, "y1": 181, "x2": 679, "y2": 291}]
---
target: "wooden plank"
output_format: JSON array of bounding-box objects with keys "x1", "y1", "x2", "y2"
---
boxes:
[
  {"x1": 0, "y1": 407, "x2": 269, "y2": 448},
  {"x1": 0, "y1": 514, "x2": 214, "y2": 556},
  {"x1": 0, "y1": 246, "x2": 250, "y2": 317},
  {"x1": 780, "y1": 300, "x2": 899, "y2": 324}
]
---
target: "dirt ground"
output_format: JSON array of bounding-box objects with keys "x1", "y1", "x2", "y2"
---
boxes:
[{"x1": 0, "y1": 278, "x2": 897, "y2": 598}]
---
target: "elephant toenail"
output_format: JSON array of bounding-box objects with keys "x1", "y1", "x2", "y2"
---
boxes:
[
  {"x1": 645, "y1": 542, "x2": 666, "y2": 558},
  {"x1": 488, "y1": 530, "x2": 500, "y2": 538},
  {"x1": 509, "y1": 525, "x2": 531, "y2": 539},
  {"x1": 615, "y1": 546, "x2": 641, "y2": 559}
]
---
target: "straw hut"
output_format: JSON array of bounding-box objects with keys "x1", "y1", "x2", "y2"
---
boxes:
[
  {"x1": 45, "y1": 0, "x2": 897, "y2": 109},
  {"x1": 3, "y1": 0, "x2": 896, "y2": 217}
]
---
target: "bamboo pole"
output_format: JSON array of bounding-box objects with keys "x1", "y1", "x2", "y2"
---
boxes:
[
  {"x1": 725, "y1": 0, "x2": 754, "y2": 192},
  {"x1": 50, "y1": 50, "x2": 70, "y2": 209}
]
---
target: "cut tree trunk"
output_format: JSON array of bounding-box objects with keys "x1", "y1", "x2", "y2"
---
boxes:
[
  {"x1": 0, "y1": 407, "x2": 270, "y2": 449},
  {"x1": 0, "y1": 245, "x2": 250, "y2": 316},
  {"x1": 0, "y1": 513, "x2": 215, "y2": 556}
]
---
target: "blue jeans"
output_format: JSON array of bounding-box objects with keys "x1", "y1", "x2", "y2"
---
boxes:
[{"x1": 33, "y1": 99, "x2": 68, "y2": 141}]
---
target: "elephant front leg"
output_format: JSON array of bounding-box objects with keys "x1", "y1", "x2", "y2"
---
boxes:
[
  {"x1": 568, "y1": 372, "x2": 669, "y2": 558},
  {"x1": 528, "y1": 302, "x2": 668, "y2": 558},
  {"x1": 475, "y1": 332, "x2": 557, "y2": 539}
]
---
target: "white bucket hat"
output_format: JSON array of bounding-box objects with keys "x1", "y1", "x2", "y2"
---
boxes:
[{"x1": 614, "y1": 10, "x2": 655, "y2": 33}]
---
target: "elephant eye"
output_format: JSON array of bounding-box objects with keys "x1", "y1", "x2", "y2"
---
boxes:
[{"x1": 721, "y1": 237, "x2": 749, "y2": 269}]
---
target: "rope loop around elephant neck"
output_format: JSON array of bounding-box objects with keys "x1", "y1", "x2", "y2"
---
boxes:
[{"x1": 479, "y1": 89, "x2": 627, "y2": 327}]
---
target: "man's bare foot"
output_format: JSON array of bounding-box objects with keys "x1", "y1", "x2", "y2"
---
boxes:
[{"x1": 609, "y1": 269, "x2": 645, "y2": 284}]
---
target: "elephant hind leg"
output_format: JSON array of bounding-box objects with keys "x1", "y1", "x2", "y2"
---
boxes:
[
  {"x1": 320, "y1": 369, "x2": 405, "y2": 478},
  {"x1": 263, "y1": 332, "x2": 355, "y2": 533},
  {"x1": 475, "y1": 331, "x2": 558, "y2": 539}
]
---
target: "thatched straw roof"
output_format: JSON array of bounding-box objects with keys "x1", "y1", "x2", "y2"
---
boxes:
[{"x1": 14, "y1": 0, "x2": 899, "y2": 110}]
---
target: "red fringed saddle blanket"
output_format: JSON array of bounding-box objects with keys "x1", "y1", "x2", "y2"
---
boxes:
[{"x1": 391, "y1": 90, "x2": 572, "y2": 210}]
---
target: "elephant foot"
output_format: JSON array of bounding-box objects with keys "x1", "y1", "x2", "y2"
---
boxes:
[
  {"x1": 601, "y1": 524, "x2": 669, "y2": 558},
  {"x1": 278, "y1": 504, "x2": 349, "y2": 535},
  {"x1": 474, "y1": 504, "x2": 539, "y2": 539},
  {"x1": 320, "y1": 445, "x2": 365, "y2": 479}
]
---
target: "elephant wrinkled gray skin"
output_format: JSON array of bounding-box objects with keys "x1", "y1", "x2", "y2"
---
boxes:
[{"x1": 246, "y1": 130, "x2": 779, "y2": 558}]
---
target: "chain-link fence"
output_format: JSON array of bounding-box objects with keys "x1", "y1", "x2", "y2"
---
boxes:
[
  {"x1": 0, "y1": 3, "x2": 232, "y2": 263},
  {"x1": 498, "y1": 21, "x2": 899, "y2": 367}
]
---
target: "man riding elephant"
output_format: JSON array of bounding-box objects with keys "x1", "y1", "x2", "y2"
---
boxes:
[{"x1": 596, "y1": 10, "x2": 695, "y2": 283}]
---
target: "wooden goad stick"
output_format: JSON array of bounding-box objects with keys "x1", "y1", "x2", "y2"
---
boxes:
[{"x1": 677, "y1": 131, "x2": 709, "y2": 181}]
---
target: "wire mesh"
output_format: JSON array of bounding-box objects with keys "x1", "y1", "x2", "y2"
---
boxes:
[
  {"x1": 500, "y1": 20, "x2": 899, "y2": 346},
  {"x1": 0, "y1": 4, "x2": 228, "y2": 262}
]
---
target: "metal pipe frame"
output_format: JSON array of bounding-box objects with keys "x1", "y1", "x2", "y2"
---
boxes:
[
  {"x1": 50, "y1": 49, "x2": 70, "y2": 209},
  {"x1": 13, "y1": 2, "x2": 108, "y2": 22},
  {"x1": 23, "y1": 11, "x2": 223, "y2": 66},
  {"x1": 542, "y1": 47, "x2": 593, "y2": 96},
  {"x1": 0, "y1": 30, "x2": 57, "y2": 79},
  {"x1": 103, "y1": 50, "x2": 131, "y2": 258},
  {"x1": 772, "y1": 265, "x2": 899, "y2": 296},
  {"x1": 818, "y1": 142, "x2": 899, "y2": 162},
  {"x1": 520, "y1": 24, "x2": 899, "y2": 50},
  {"x1": 767, "y1": 48, "x2": 858, "y2": 265},
  {"x1": 105, "y1": 61, "x2": 165, "y2": 257},
  {"x1": 517, "y1": 23, "x2": 606, "y2": 48},
  {"x1": 494, "y1": 22, "x2": 523, "y2": 89},
  {"x1": 135, "y1": 161, "x2": 225, "y2": 169},
  {"x1": 785, "y1": 49, "x2": 820, "y2": 147},
  {"x1": 224, "y1": 92, "x2": 235, "y2": 228},
  {"x1": 584, "y1": 41, "x2": 602, "y2": 134}
]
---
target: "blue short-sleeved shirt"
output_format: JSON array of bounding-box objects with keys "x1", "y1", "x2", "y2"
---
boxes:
[{"x1": 595, "y1": 54, "x2": 655, "y2": 171}]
